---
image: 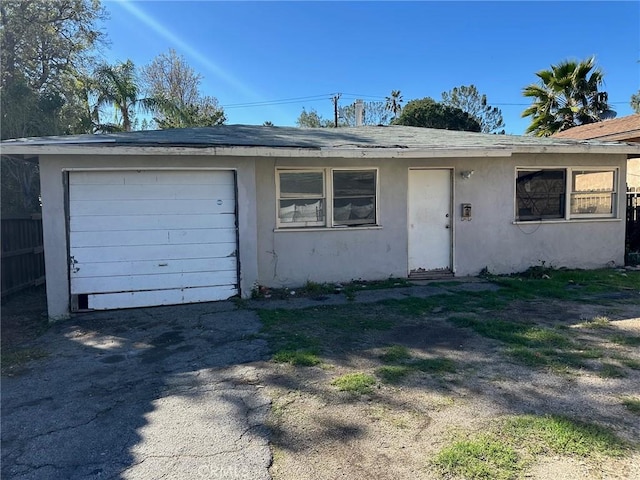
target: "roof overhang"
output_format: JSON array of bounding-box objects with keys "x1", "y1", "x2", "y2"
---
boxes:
[{"x1": 2, "y1": 143, "x2": 639, "y2": 159}]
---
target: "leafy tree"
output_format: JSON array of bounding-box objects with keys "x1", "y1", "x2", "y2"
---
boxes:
[
  {"x1": 141, "y1": 49, "x2": 225, "y2": 128},
  {"x1": 392, "y1": 97, "x2": 481, "y2": 132},
  {"x1": 0, "y1": 0, "x2": 106, "y2": 139},
  {"x1": 521, "y1": 56, "x2": 616, "y2": 136},
  {"x1": 631, "y1": 91, "x2": 640, "y2": 114},
  {"x1": 296, "y1": 108, "x2": 334, "y2": 128},
  {"x1": 340, "y1": 101, "x2": 390, "y2": 126},
  {"x1": 441, "y1": 85, "x2": 505, "y2": 134},
  {"x1": 385, "y1": 90, "x2": 403, "y2": 120}
]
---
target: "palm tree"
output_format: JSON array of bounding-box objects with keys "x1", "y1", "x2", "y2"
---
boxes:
[
  {"x1": 93, "y1": 60, "x2": 152, "y2": 132},
  {"x1": 522, "y1": 57, "x2": 616, "y2": 137},
  {"x1": 385, "y1": 90, "x2": 403, "y2": 120}
]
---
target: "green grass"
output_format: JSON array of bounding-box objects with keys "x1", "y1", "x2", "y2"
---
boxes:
[
  {"x1": 621, "y1": 397, "x2": 640, "y2": 415},
  {"x1": 503, "y1": 415, "x2": 630, "y2": 457},
  {"x1": 380, "y1": 344, "x2": 411, "y2": 363},
  {"x1": 1, "y1": 347, "x2": 48, "y2": 375},
  {"x1": 412, "y1": 357, "x2": 457, "y2": 373},
  {"x1": 375, "y1": 365, "x2": 413, "y2": 384},
  {"x1": 489, "y1": 268, "x2": 640, "y2": 302},
  {"x1": 577, "y1": 316, "x2": 611, "y2": 329},
  {"x1": 432, "y1": 435, "x2": 522, "y2": 480},
  {"x1": 432, "y1": 414, "x2": 631, "y2": 480},
  {"x1": 331, "y1": 373, "x2": 377, "y2": 394},
  {"x1": 619, "y1": 358, "x2": 640, "y2": 370},
  {"x1": 273, "y1": 349, "x2": 321, "y2": 366},
  {"x1": 598, "y1": 362, "x2": 627, "y2": 378},
  {"x1": 609, "y1": 334, "x2": 640, "y2": 347}
]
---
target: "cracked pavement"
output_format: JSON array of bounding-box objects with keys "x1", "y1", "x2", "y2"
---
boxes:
[{"x1": 1, "y1": 301, "x2": 271, "y2": 480}]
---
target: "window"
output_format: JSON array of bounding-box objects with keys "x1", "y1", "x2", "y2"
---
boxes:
[
  {"x1": 277, "y1": 170, "x2": 325, "y2": 227},
  {"x1": 516, "y1": 168, "x2": 617, "y2": 222},
  {"x1": 570, "y1": 170, "x2": 615, "y2": 216},
  {"x1": 516, "y1": 169, "x2": 566, "y2": 220},
  {"x1": 333, "y1": 170, "x2": 377, "y2": 226},
  {"x1": 277, "y1": 168, "x2": 377, "y2": 228}
]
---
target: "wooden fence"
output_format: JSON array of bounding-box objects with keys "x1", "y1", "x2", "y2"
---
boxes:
[
  {"x1": 628, "y1": 192, "x2": 640, "y2": 252},
  {"x1": 1, "y1": 215, "x2": 45, "y2": 298}
]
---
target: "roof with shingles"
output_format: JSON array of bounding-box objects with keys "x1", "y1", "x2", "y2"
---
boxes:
[
  {"x1": 552, "y1": 114, "x2": 640, "y2": 142},
  {"x1": 2, "y1": 125, "x2": 639, "y2": 156}
]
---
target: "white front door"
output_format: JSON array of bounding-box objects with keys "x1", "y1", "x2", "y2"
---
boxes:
[{"x1": 408, "y1": 169, "x2": 452, "y2": 274}]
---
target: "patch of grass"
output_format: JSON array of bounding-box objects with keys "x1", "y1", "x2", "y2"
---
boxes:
[
  {"x1": 299, "y1": 280, "x2": 336, "y2": 297},
  {"x1": 619, "y1": 358, "x2": 640, "y2": 370},
  {"x1": 380, "y1": 344, "x2": 411, "y2": 363},
  {"x1": 449, "y1": 316, "x2": 603, "y2": 372},
  {"x1": 621, "y1": 397, "x2": 640, "y2": 415},
  {"x1": 433, "y1": 414, "x2": 631, "y2": 479},
  {"x1": 412, "y1": 357, "x2": 457, "y2": 374},
  {"x1": 489, "y1": 268, "x2": 640, "y2": 301},
  {"x1": 331, "y1": 372, "x2": 377, "y2": 394},
  {"x1": 431, "y1": 434, "x2": 522, "y2": 480},
  {"x1": 449, "y1": 316, "x2": 571, "y2": 349},
  {"x1": 1, "y1": 348, "x2": 48, "y2": 375},
  {"x1": 576, "y1": 315, "x2": 611, "y2": 329},
  {"x1": 503, "y1": 414, "x2": 630, "y2": 457},
  {"x1": 375, "y1": 365, "x2": 413, "y2": 384},
  {"x1": 609, "y1": 334, "x2": 640, "y2": 347},
  {"x1": 598, "y1": 362, "x2": 627, "y2": 378},
  {"x1": 273, "y1": 349, "x2": 321, "y2": 366}
]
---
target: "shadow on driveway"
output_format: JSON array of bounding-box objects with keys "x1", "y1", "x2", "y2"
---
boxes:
[{"x1": 1, "y1": 300, "x2": 271, "y2": 480}]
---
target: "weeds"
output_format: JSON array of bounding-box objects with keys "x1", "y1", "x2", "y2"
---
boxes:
[
  {"x1": 432, "y1": 414, "x2": 631, "y2": 479},
  {"x1": 331, "y1": 373, "x2": 377, "y2": 394},
  {"x1": 621, "y1": 397, "x2": 640, "y2": 415}
]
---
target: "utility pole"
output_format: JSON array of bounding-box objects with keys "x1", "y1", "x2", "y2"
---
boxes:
[{"x1": 332, "y1": 93, "x2": 341, "y2": 128}]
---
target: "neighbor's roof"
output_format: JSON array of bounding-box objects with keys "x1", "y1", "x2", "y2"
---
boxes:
[
  {"x1": 552, "y1": 114, "x2": 640, "y2": 142},
  {"x1": 2, "y1": 124, "x2": 639, "y2": 158}
]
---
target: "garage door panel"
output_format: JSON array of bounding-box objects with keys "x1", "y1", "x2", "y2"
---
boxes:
[
  {"x1": 70, "y1": 213, "x2": 236, "y2": 232},
  {"x1": 71, "y1": 243, "x2": 236, "y2": 263},
  {"x1": 69, "y1": 170, "x2": 235, "y2": 186},
  {"x1": 70, "y1": 257, "x2": 238, "y2": 278},
  {"x1": 69, "y1": 170, "x2": 239, "y2": 309},
  {"x1": 70, "y1": 228, "x2": 237, "y2": 248},
  {"x1": 71, "y1": 270, "x2": 238, "y2": 294},
  {"x1": 87, "y1": 285, "x2": 238, "y2": 310},
  {"x1": 69, "y1": 183, "x2": 235, "y2": 201},
  {"x1": 69, "y1": 199, "x2": 235, "y2": 216}
]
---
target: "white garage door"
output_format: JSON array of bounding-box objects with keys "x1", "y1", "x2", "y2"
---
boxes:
[{"x1": 69, "y1": 170, "x2": 238, "y2": 310}]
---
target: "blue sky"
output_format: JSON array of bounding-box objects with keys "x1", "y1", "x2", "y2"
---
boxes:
[{"x1": 102, "y1": 1, "x2": 639, "y2": 134}]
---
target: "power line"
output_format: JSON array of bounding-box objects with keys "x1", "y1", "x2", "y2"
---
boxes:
[{"x1": 221, "y1": 93, "x2": 633, "y2": 110}]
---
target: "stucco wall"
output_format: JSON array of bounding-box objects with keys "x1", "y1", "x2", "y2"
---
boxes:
[
  {"x1": 39, "y1": 150, "x2": 627, "y2": 318},
  {"x1": 39, "y1": 154, "x2": 259, "y2": 319},
  {"x1": 255, "y1": 152, "x2": 627, "y2": 287}
]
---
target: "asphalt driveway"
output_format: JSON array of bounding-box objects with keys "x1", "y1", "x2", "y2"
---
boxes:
[{"x1": 1, "y1": 300, "x2": 271, "y2": 480}]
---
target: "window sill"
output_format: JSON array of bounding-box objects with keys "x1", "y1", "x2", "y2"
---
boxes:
[
  {"x1": 512, "y1": 218, "x2": 621, "y2": 225},
  {"x1": 274, "y1": 225, "x2": 383, "y2": 233}
]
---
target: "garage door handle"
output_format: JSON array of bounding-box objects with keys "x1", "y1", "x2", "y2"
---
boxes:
[{"x1": 158, "y1": 263, "x2": 168, "y2": 267}]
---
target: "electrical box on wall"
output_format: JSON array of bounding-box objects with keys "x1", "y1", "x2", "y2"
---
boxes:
[{"x1": 461, "y1": 203, "x2": 472, "y2": 220}]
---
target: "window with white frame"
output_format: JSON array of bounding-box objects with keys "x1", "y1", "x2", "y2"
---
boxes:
[
  {"x1": 515, "y1": 167, "x2": 617, "y2": 222},
  {"x1": 277, "y1": 168, "x2": 378, "y2": 228},
  {"x1": 277, "y1": 170, "x2": 325, "y2": 227}
]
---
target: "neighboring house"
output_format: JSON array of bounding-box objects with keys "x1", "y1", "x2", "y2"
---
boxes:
[
  {"x1": 553, "y1": 114, "x2": 640, "y2": 191},
  {"x1": 2, "y1": 125, "x2": 639, "y2": 319}
]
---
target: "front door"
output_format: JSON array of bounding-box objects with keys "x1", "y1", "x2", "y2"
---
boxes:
[{"x1": 408, "y1": 169, "x2": 452, "y2": 275}]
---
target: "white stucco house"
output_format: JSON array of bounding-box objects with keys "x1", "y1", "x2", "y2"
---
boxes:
[{"x1": 2, "y1": 125, "x2": 639, "y2": 319}]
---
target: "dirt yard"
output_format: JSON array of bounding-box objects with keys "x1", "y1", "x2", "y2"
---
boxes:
[
  {"x1": 3, "y1": 272, "x2": 640, "y2": 480},
  {"x1": 255, "y1": 274, "x2": 640, "y2": 480}
]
